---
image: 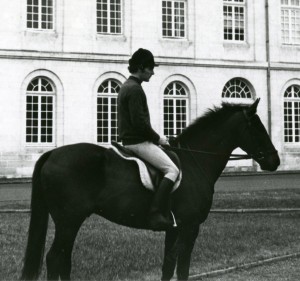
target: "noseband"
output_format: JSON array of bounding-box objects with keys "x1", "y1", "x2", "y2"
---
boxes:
[
  {"x1": 248, "y1": 149, "x2": 278, "y2": 161},
  {"x1": 241, "y1": 109, "x2": 278, "y2": 161}
]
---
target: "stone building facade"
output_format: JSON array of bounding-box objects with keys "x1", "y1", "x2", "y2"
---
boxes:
[{"x1": 0, "y1": 0, "x2": 299, "y2": 177}]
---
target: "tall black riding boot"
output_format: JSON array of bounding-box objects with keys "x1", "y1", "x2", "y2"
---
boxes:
[{"x1": 148, "y1": 177, "x2": 174, "y2": 231}]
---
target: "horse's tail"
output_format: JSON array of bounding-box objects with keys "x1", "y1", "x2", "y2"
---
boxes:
[{"x1": 21, "y1": 150, "x2": 52, "y2": 280}]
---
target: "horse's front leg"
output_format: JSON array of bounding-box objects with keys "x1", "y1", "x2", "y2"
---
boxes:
[
  {"x1": 176, "y1": 223, "x2": 200, "y2": 281},
  {"x1": 161, "y1": 227, "x2": 179, "y2": 281}
]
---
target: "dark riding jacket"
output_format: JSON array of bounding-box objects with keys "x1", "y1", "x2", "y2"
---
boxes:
[{"x1": 117, "y1": 76, "x2": 160, "y2": 145}]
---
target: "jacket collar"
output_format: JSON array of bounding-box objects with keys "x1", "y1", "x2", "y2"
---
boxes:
[{"x1": 129, "y1": 75, "x2": 142, "y2": 85}]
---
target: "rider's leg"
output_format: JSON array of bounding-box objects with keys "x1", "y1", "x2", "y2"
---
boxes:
[
  {"x1": 125, "y1": 141, "x2": 179, "y2": 230},
  {"x1": 147, "y1": 177, "x2": 176, "y2": 230}
]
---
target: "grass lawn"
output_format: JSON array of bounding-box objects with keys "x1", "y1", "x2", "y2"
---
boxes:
[
  {"x1": 211, "y1": 188, "x2": 300, "y2": 209},
  {"x1": 1, "y1": 187, "x2": 299, "y2": 280},
  {"x1": 0, "y1": 211, "x2": 300, "y2": 281}
]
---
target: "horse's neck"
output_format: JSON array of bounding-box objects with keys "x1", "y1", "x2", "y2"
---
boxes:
[{"x1": 177, "y1": 132, "x2": 236, "y2": 184}]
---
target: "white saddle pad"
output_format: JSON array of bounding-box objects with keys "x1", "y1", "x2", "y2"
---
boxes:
[{"x1": 110, "y1": 145, "x2": 181, "y2": 193}]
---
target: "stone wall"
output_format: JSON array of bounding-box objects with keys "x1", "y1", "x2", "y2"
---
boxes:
[{"x1": 0, "y1": 0, "x2": 299, "y2": 177}]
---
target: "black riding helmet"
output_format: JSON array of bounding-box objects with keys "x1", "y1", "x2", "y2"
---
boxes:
[{"x1": 128, "y1": 48, "x2": 159, "y2": 70}]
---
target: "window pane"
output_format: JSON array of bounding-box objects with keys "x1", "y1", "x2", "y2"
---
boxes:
[
  {"x1": 223, "y1": 2, "x2": 245, "y2": 41},
  {"x1": 97, "y1": 0, "x2": 122, "y2": 34},
  {"x1": 281, "y1": 4, "x2": 300, "y2": 44},
  {"x1": 222, "y1": 79, "x2": 253, "y2": 99},
  {"x1": 27, "y1": 0, "x2": 54, "y2": 30},
  {"x1": 26, "y1": 95, "x2": 39, "y2": 143},
  {"x1": 97, "y1": 79, "x2": 121, "y2": 143},
  {"x1": 284, "y1": 85, "x2": 300, "y2": 143},
  {"x1": 162, "y1": 0, "x2": 186, "y2": 38}
]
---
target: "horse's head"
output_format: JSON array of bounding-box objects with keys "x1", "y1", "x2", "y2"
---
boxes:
[
  {"x1": 174, "y1": 99, "x2": 280, "y2": 172},
  {"x1": 237, "y1": 99, "x2": 280, "y2": 171}
]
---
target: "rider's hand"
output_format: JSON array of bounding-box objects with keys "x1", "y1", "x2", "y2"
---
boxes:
[{"x1": 158, "y1": 136, "x2": 170, "y2": 146}]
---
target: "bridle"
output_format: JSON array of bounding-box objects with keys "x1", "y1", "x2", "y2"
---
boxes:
[{"x1": 168, "y1": 110, "x2": 277, "y2": 161}]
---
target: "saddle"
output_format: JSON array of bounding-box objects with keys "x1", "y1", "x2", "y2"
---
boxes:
[{"x1": 110, "y1": 141, "x2": 182, "y2": 192}]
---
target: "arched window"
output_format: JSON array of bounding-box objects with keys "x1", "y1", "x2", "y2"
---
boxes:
[
  {"x1": 163, "y1": 82, "x2": 189, "y2": 137},
  {"x1": 26, "y1": 77, "x2": 55, "y2": 144},
  {"x1": 284, "y1": 84, "x2": 300, "y2": 143},
  {"x1": 97, "y1": 79, "x2": 121, "y2": 143},
  {"x1": 222, "y1": 78, "x2": 253, "y2": 101}
]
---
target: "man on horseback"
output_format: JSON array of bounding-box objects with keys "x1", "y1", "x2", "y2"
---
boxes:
[{"x1": 117, "y1": 48, "x2": 179, "y2": 231}]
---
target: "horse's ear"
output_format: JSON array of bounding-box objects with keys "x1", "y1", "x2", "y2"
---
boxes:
[{"x1": 247, "y1": 98, "x2": 260, "y2": 117}]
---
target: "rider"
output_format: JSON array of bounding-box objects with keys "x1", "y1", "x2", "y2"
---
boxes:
[{"x1": 117, "y1": 48, "x2": 179, "y2": 231}]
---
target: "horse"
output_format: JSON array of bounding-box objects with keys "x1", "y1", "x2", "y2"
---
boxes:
[{"x1": 21, "y1": 98, "x2": 280, "y2": 281}]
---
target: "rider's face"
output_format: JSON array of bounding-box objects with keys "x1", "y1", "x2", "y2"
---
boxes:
[{"x1": 140, "y1": 66, "x2": 154, "y2": 82}]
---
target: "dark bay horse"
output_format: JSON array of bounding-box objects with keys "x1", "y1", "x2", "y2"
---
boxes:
[{"x1": 21, "y1": 99, "x2": 280, "y2": 281}]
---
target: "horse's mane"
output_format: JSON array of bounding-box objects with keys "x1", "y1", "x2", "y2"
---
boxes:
[{"x1": 176, "y1": 103, "x2": 250, "y2": 142}]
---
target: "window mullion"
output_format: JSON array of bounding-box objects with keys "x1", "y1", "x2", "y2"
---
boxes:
[
  {"x1": 173, "y1": 83, "x2": 176, "y2": 135},
  {"x1": 37, "y1": 79, "x2": 42, "y2": 143},
  {"x1": 37, "y1": 95, "x2": 41, "y2": 143},
  {"x1": 108, "y1": 0, "x2": 111, "y2": 33},
  {"x1": 108, "y1": 81, "x2": 112, "y2": 142},
  {"x1": 172, "y1": 1, "x2": 175, "y2": 37},
  {"x1": 232, "y1": 5, "x2": 236, "y2": 39},
  {"x1": 184, "y1": 1, "x2": 186, "y2": 37},
  {"x1": 289, "y1": 9, "x2": 292, "y2": 43},
  {"x1": 108, "y1": 95, "x2": 112, "y2": 143},
  {"x1": 38, "y1": 0, "x2": 42, "y2": 29},
  {"x1": 291, "y1": 101, "x2": 295, "y2": 142},
  {"x1": 173, "y1": 99, "x2": 177, "y2": 136}
]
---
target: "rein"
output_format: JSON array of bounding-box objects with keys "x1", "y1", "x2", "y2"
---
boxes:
[
  {"x1": 169, "y1": 145, "x2": 252, "y2": 161},
  {"x1": 169, "y1": 141, "x2": 277, "y2": 161}
]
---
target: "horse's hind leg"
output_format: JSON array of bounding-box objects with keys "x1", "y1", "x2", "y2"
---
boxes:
[
  {"x1": 161, "y1": 228, "x2": 179, "y2": 281},
  {"x1": 46, "y1": 217, "x2": 84, "y2": 281}
]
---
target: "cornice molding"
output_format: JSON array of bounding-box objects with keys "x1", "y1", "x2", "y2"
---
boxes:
[{"x1": 1, "y1": 49, "x2": 300, "y2": 71}]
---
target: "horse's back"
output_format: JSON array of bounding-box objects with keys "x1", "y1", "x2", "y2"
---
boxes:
[{"x1": 47, "y1": 143, "x2": 106, "y2": 165}]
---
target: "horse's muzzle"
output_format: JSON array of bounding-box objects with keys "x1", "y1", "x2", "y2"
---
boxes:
[{"x1": 258, "y1": 151, "x2": 280, "y2": 172}]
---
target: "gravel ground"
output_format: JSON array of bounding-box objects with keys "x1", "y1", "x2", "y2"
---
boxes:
[
  {"x1": 201, "y1": 256, "x2": 300, "y2": 281},
  {"x1": 1, "y1": 172, "x2": 300, "y2": 201}
]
